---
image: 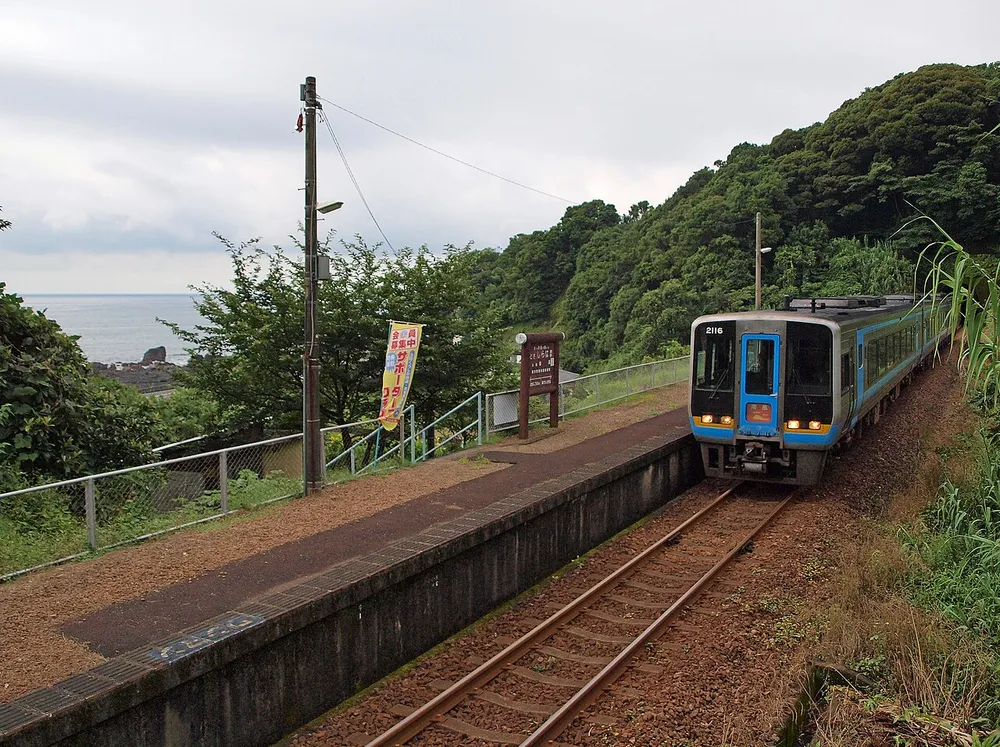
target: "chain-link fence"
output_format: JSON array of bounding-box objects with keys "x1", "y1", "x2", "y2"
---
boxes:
[
  {"x1": 2, "y1": 393, "x2": 490, "y2": 581},
  {"x1": 1, "y1": 361, "x2": 681, "y2": 582},
  {"x1": 485, "y1": 355, "x2": 689, "y2": 437},
  {"x1": 0, "y1": 434, "x2": 304, "y2": 582}
]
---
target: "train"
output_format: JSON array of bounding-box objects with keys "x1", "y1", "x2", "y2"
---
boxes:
[{"x1": 688, "y1": 294, "x2": 948, "y2": 485}]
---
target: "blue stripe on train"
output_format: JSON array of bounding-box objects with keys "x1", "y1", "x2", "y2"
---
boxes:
[
  {"x1": 690, "y1": 422, "x2": 733, "y2": 440},
  {"x1": 783, "y1": 424, "x2": 840, "y2": 448}
]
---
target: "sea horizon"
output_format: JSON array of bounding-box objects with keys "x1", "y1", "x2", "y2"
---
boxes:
[{"x1": 20, "y1": 294, "x2": 206, "y2": 365}]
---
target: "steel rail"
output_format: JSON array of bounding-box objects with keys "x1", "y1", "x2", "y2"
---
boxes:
[
  {"x1": 364, "y1": 484, "x2": 742, "y2": 747},
  {"x1": 520, "y1": 490, "x2": 795, "y2": 745}
]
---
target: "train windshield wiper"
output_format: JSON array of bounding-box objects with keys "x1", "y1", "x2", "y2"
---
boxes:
[
  {"x1": 708, "y1": 366, "x2": 731, "y2": 398},
  {"x1": 792, "y1": 368, "x2": 815, "y2": 406}
]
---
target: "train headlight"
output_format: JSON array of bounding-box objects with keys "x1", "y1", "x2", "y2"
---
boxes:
[
  {"x1": 786, "y1": 419, "x2": 801, "y2": 429},
  {"x1": 808, "y1": 420, "x2": 822, "y2": 431},
  {"x1": 702, "y1": 414, "x2": 714, "y2": 424},
  {"x1": 720, "y1": 415, "x2": 733, "y2": 426}
]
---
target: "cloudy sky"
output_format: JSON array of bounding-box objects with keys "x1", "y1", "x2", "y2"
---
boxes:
[{"x1": 0, "y1": 0, "x2": 996, "y2": 293}]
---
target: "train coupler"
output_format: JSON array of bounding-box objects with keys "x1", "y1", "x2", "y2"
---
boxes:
[{"x1": 739, "y1": 442, "x2": 770, "y2": 475}]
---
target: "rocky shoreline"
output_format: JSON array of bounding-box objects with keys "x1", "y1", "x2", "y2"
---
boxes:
[{"x1": 90, "y1": 346, "x2": 182, "y2": 394}]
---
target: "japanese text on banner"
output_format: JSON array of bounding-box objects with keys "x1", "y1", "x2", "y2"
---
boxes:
[{"x1": 378, "y1": 321, "x2": 424, "y2": 430}]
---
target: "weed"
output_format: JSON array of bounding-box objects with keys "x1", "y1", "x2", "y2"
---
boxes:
[
  {"x1": 530, "y1": 655, "x2": 556, "y2": 673},
  {"x1": 758, "y1": 595, "x2": 784, "y2": 614},
  {"x1": 457, "y1": 454, "x2": 491, "y2": 467},
  {"x1": 768, "y1": 612, "x2": 822, "y2": 648},
  {"x1": 801, "y1": 556, "x2": 827, "y2": 582}
]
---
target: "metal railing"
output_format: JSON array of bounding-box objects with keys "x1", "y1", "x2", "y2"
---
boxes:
[
  {"x1": 324, "y1": 408, "x2": 416, "y2": 475},
  {"x1": 0, "y1": 432, "x2": 304, "y2": 582},
  {"x1": 323, "y1": 393, "x2": 484, "y2": 473},
  {"x1": 484, "y1": 355, "x2": 689, "y2": 437},
  {"x1": 415, "y1": 392, "x2": 483, "y2": 461}
]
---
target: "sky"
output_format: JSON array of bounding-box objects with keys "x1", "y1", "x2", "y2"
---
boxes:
[{"x1": 0, "y1": 0, "x2": 997, "y2": 293}]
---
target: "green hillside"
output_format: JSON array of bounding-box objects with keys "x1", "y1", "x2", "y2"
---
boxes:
[{"x1": 468, "y1": 62, "x2": 1000, "y2": 372}]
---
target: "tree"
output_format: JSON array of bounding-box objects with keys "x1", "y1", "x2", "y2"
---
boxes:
[
  {"x1": 150, "y1": 387, "x2": 219, "y2": 444},
  {"x1": 0, "y1": 284, "x2": 163, "y2": 491},
  {"x1": 551, "y1": 63, "x2": 1000, "y2": 371},
  {"x1": 476, "y1": 200, "x2": 621, "y2": 325},
  {"x1": 819, "y1": 238, "x2": 915, "y2": 297},
  {"x1": 0, "y1": 206, "x2": 10, "y2": 233},
  {"x1": 622, "y1": 201, "x2": 652, "y2": 224},
  {"x1": 165, "y1": 234, "x2": 513, "y2": 446}
]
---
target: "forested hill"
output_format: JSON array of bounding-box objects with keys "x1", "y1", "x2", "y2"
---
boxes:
[{"x1": 467, "y1": 62, "x2": 1000, "y2": 372}]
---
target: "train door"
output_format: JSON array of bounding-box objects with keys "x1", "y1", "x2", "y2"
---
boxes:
[
  {"x1": 738, "y1": 334, "x2": 780, "y2": 437},
  {"x1": 856, "y1": 333, "x2": 865, "y2": 424},
  {"x1": 841, "y1": 343, "x2": 856, "y2": 425}
]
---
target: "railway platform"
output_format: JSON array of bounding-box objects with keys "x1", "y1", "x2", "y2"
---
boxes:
[{"x1": 63, "y1": 406, "x2": 692, "y2": 658}]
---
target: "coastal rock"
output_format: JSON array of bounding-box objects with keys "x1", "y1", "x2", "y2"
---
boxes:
[
  {"x1": 90, "y1": 349, "x2": 180, "y2": 394},
  {"x1": 141, "y1": 346, "x2": 167, "y2": 365}
]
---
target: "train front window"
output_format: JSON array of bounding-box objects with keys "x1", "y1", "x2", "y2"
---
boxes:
[
  {"x1": 785, "y1": 323, "x2": 832, "y2": 396},
  {"x1": 694, "y1": 322, "x2": 734, "y2": 391}
]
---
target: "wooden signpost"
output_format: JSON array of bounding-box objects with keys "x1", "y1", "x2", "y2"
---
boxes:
[{"x1": 517, "y1": 332, "x2": 565, "y2": 439}]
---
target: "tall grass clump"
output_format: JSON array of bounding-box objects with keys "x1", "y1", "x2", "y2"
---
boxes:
[
  {"x1": 894, "y1": 210, "x2": 1000, "y2": 729},
  {"x1": 897, "y1": 429, "x2": 1000, "y2": 729}
]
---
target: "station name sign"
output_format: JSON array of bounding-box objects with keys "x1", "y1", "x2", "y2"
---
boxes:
[{"x1": 517, "y1": 332, "x2": 565, "y2": 439}]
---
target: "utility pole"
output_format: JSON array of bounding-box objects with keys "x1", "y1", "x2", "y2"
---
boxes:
[
  {"x1": 755, "y1": 211, "x2": 763, "y2": 311},
  {"x1": 301, "y1": 76, "x2": 324, "y2": 495}
]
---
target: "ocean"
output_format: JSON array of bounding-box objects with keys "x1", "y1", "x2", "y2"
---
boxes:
[{"x1": 19, "y1": 294, "x2": 206, "y2": 365}]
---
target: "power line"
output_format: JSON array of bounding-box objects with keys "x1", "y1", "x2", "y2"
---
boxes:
[
  {"x1": 318, "y1": 109, "x2": 395, "y2": 251},
  {"x1": 318, "y1": 96, "x2": 574, "y2": 204}
]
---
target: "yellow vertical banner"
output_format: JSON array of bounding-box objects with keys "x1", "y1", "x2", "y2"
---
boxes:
[{"x1": 378, "y1": 321, "x2": 424, "y2": 430}]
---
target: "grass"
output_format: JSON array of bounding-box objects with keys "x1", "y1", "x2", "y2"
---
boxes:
[
  {"x1": 801, "y1": 420, "x2": 1000, "y2": 744},
  {"x1": 796, "y1": 204, "x2": 1000, "y2": 742},
  {"x1": 0, "y1": 469, "x2": 305, "y2": 578}
]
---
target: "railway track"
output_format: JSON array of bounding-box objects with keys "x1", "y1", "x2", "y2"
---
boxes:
[{"x1": 361, "y1": 483, "x2": 795, "y2": 746}]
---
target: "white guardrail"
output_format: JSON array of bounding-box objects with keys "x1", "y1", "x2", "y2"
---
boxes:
[{"x1": 485, "y1": 355, "x2": 690, "y2": 437}]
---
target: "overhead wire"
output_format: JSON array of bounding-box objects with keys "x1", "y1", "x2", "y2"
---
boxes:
[
  {"x1": 318, "y1": 108, "x2": 395, "y2": 252},
  {"x1": 318, "y1": 96, "x2": 574, "y2": 204}
]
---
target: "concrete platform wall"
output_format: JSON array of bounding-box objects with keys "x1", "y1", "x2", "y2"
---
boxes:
[{"x1": 1, "y1": 434, "x2": 702, "y2": 747}]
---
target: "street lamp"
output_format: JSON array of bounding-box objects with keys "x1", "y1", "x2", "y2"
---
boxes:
[{"x1": 317, "y1": 200, "x2": 343, "y2": 214}]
